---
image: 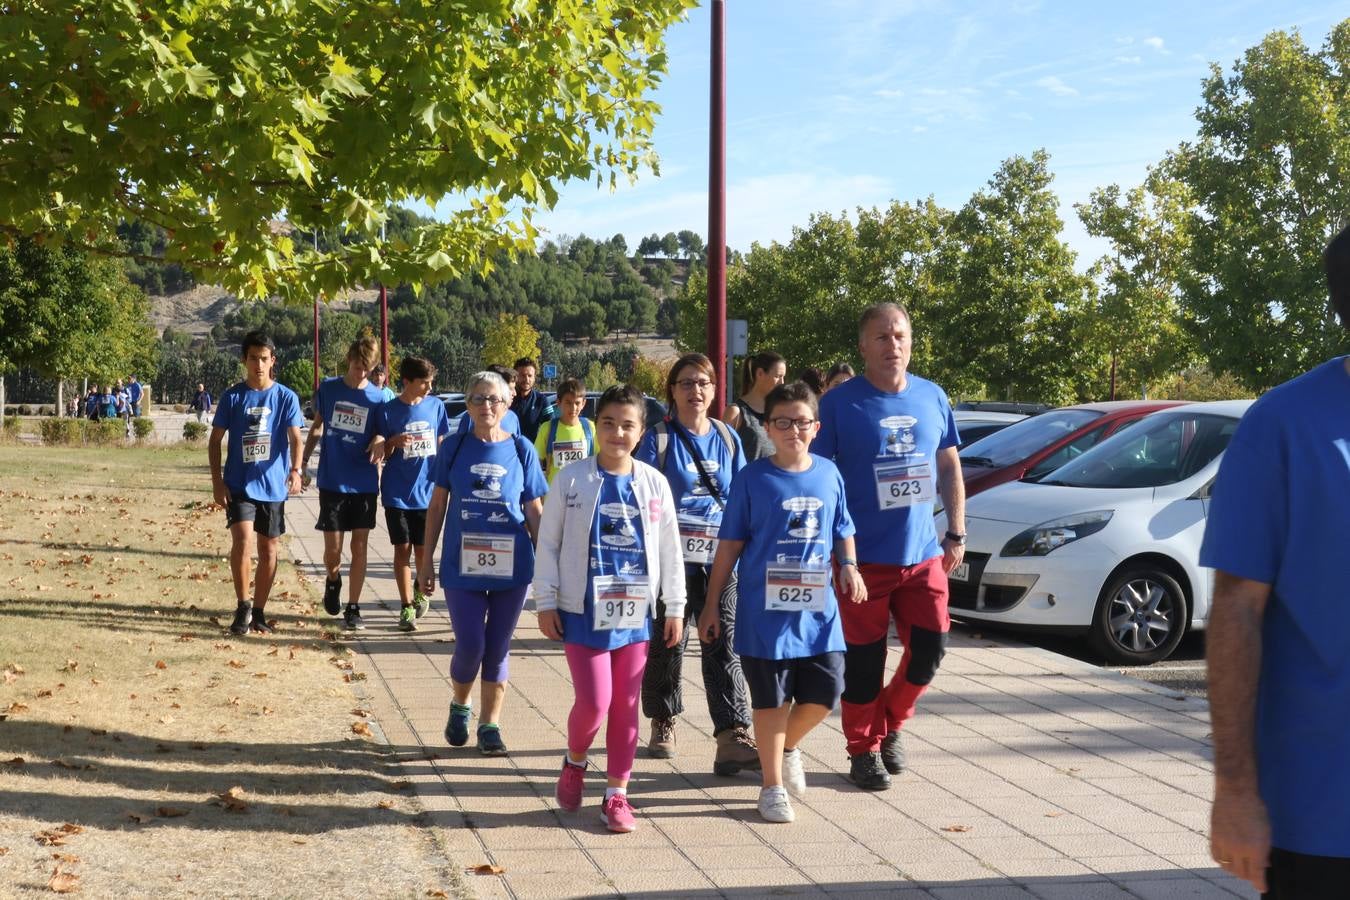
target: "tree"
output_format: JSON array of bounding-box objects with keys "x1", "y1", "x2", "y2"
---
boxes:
[
  {"x1": 583, "y1": 360, "x2": 620, "y2": 392},
  {"x1": 480, "y1": 313, "x2": 541, "y2": 369},
  {"x1": 677, "y1": 229, "x2": 705, "y2": 260},
  {"x1": 0, "y1": 1, "x2": 694, "y2": 303},
  {"x1": 638, "y1": 234, "x2": 661, "y2": 256},
  {"x1": 1166, "y1": 23, "x2": 1350, "y2": 390},
  {"x1": 279, "y1": 358, "x2": 316, "y2": 401},
  {"x1": 660, "y1": 232, "x2": 680, "y2": 257}
]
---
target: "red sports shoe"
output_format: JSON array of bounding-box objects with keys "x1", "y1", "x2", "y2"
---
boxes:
[
  {"x1": 600, "y1": 792, "x2": 637, "y2": 833},
  {"x1": 555, "y1": 758, "x2": 586, "y2": 812}
]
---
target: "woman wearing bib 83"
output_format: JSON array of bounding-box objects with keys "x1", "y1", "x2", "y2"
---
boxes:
[
  {"x1": 636, "y1": 353, "x2": 759, "y2": 775},
  {"x1": 418, "y1": 371, "x2": 548, "y2": 756},
  {"x1": 534, "y1": 385, "x2": 685, "y2": 834}
]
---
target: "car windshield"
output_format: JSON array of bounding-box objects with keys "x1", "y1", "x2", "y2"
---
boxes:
[
  {"x1": 958, "y1": 408, "x2": 1102, "y2": 468},
  {"x1": 1039, "y1": 412, "x2": 1239, "y2": 489}
]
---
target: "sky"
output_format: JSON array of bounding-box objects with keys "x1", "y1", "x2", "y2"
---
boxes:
[{"x1": 519, "y1": 1, "x2": 1347, "y2": 270}]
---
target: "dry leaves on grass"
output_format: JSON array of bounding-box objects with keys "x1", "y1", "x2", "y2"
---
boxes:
[
  {"x1": 34, "y1": 824, "x2": 85, "y2": 846},
  {"x1": 48, "y1": 867, "x2": 80, "y2": 894},
  {"x1": 469, "y1": 864, "x2": 505, "y2": 876},
  {"x1": 0, "y1": 846, "x2": 9, "y2": 856},
  {"x1": 376, "y1": 800, "x2": 395, "y2": 810},
  {"x1": 351, "y1": 722, "x2": 373, "y2": 738},
  {"x1": 213, "y1": 787, "x2": 250, "y2": 812}
]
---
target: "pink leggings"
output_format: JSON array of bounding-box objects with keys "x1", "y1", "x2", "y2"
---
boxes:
[{"x1": 564, "y1": 640, "x2": 649, "y2": 782}]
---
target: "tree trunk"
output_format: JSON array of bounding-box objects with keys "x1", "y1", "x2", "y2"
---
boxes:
[{"x1": 57, "y1": 379, "x2": 65, "y2": 418}]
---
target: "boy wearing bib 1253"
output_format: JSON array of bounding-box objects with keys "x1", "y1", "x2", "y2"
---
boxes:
[{"x1": 699, "y1": 381, "x2": 866, "y2": 824}]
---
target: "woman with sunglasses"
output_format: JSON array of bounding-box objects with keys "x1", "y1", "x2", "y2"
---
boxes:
[
  {"x1": 419, "y1": 370, "x2": 548, "y2": 756},
  {"x1": 634, "y1": 353, "x2": 759, "y2": 775}
]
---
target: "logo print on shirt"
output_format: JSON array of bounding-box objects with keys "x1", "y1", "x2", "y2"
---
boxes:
[
  {"x1": 469, "y1": 462, "x2": 507, "y2": 500},
  {"x1": 782, "y1": 496, "x2": 824, "y2": 538},
  {"x1": 599, "y1": 502, "x2": 640, "y2": 547},
  {"x1": 880, "y1": 415, "x2": 918, "y2": 455}
]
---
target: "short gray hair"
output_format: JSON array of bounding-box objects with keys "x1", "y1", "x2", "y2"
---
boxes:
[
  {"x1": 465, "y1": 370, "x2": 510, "y2": 399},
  {"x1": 858, "y1": 302, "x2": 911, "y2": 338}
]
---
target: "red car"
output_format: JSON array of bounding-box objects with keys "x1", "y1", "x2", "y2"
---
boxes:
[{"x1": 958, "y1": 400, "x2": 1189, "y2": 498}]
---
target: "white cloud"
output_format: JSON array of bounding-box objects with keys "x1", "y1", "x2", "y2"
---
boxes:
[
  {"x1": 1143, "y1": 36, "x2": 1166, "y2": 51},
  {"x1": 1114, "y1": 55, "x2": 1142, "y2": 64},
  {"x1": 873, "y1": 88, "x2": 905, "y2": 99},
  {"x1": 1035, "y1": 75, "x2": 1079, "y2": 97}
]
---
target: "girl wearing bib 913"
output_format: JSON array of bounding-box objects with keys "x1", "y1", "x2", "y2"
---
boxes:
[
  {"x1": 418, "y1": 370, "x2": 547, "y2": 757},
  {"x1": 534, "y1": 385, "x2": 685, "y2": 834}
]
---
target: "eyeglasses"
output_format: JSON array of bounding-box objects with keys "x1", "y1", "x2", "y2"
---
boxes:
[
  {"x1": 675, "y1": 378, "x2": 714, "y2": 391},
  {"x1": 467, "y1": 395, "x2": 507, "y2": 407},
  {"x1": 769, "y1": 417, "x2": 817, "y2": 432}
]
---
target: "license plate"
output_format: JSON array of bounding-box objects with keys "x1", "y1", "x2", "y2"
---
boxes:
[{"x1": 949, "y1": 563, "x2": 969, "y2": 583}]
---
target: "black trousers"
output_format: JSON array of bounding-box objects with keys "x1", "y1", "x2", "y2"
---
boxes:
[
  {"x1": 641, "y1": 564, "x2": 750, "y2": 735},
  {"x1": 1264, "y1": 847, "x2": 1350, "y2": 899}
]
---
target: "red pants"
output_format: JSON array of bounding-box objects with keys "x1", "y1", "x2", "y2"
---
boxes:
[{"x1": 839, "y1": 557, "x2": 949, "y2": 756}]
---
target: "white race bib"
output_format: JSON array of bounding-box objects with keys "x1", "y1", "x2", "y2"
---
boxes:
[
  {"x1": 765, "y1": 566, "x2": 829, "y2": 613},
  {"x1": 591, "y1": 575, "x2": 649, "y2": 630},
  {"x1": 460, "y1": 533, "x2": 514, "y2": 579},
  {"x1": 679, "y1": 518, "x2": 720, "y2": 565},
  {"x1": 242, "y1": 433, "x2": 271, "y2": 463},
  {"x1": 874, "y1": 461, "x2": 935, "y2": 510},
  {"x1": 551, "y1": 439, "x2": 586, "y2": 471},
  {"x1": 331, "y1": 401, "x2": 370, "y2": 434},
  {"x1": 404, "y1": 432, "x2": 435, "y2": 459}
]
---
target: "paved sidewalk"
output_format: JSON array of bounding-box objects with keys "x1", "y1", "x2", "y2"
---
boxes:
[{"x1": 286, "y1": 490, "x2": 1254, "y2": 900}]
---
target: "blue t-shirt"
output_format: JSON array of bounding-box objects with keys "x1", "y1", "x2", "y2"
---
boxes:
[
  {"x1": 719, "y1": 455, "x2": 855, "y2": 660},
  {"x1": 376, "y1": 395, "x2": 451, "y2": 510},
  {"x1": 128, "y1": 381, "x2": 143, "y2": 404},
  {"x1": 814, "y1": 373, "x2": 958, "y2": 566},
  {"x1": 212, "y1": 381, "x2": 304, "y2": 503},
  {"x1": 561, "y1": 469, "x2": 651, "y2": 650},
  {"x1": 1199, "y1": 357, "x2": 1350, "y2": 857},
  {"x1": 635, "y1": 420, "x2": 746, "y2": 560},
  {"x1": 315, "y1": 376, "x2": 385, "y2": 494},
  {"x1": 433, "y1": 431, "x2": 548, "y2": 591},
  {"x1": 454, "y1": 408, "x2": 521, "y2": 436}
]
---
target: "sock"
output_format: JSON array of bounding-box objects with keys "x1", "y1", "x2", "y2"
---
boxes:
[
  {"x1": 604, "y1": 787, "x2": 626, "y2": 801},
  {"x1": 236, "y1": 600, "x2": 251, "y2": 608},
  {"x1": 478, "y1": 722, "x2": 499, "y2": 732},
  {"x1": 450, "y1": 702, "x2": 471, "y2": 716},
  {"x1": 565, "y1": 753, "x2": 586, "y2": 768}
]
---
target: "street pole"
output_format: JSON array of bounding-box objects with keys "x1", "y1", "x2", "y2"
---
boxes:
[
  {"x1": 707, "y1": 0, "x2": 728, "y2": 414},
  {"x1": 379, "y1": 221, "x2": 389, "y2": 372},
  {"x1": 312, "y1": 230, "x2": 320, "y2": 398}
]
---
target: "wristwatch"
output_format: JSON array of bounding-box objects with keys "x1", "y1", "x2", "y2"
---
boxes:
[
  {"x1": 944, "y1": 531, "x2": 967, "y2": 545},
  {"x1": 838, "y1": 557, "x2": 858, "y2": 567}
]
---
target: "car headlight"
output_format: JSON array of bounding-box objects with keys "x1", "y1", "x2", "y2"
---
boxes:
[{"x1": 1000, "y1": 511, "x2": 1113, "y2": 557}]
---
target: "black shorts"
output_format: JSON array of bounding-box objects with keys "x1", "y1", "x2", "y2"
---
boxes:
[
  {"x1": 225, "y1": 497, "x2": 286, "y2": 539},
  {"x1": 1264, "y1": 847, "x2": 1350, "y2": 899},
  {"x1": 385, "y1": 507, "x2": 428, "y2": 546},
  {"x1": 741, "y1": 651, "x2": 845, "y2": 711},
  {"x1": 315, "y1": 490, "x2": 377, "y2": 532}
]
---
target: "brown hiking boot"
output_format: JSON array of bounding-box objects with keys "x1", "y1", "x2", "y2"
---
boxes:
[
  {"x1": 714, "y1": 726, "x2": 762, "y2": 776},
  {"x1": 648, "y1": 717, "x2": 676, "y2": 759}
]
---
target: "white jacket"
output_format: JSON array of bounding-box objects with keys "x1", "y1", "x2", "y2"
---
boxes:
[{"x1": 532, "y1": 457, "x2": 687, "y2": 620}]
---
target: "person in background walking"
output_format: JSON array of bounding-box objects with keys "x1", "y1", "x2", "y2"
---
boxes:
[
  {"x1": 510, "y1": 357, "x2": 556, "y2": 443},
  {"x1": 797, "y1": 367, "x2": 825, "y2": 396},
  {"x1": 127, "y1": 375, "x2": 144, "y2": 417},
  {"x1": 824, "y1": 362, "x2": 854, "y2": 393},
  {"x1": 189, "y1": 383, "x2": 213, "y2": 424},
  {"x1": 1201, "y1": 223, "x2": 1350, "y2": 898},
  {"x1": 370, "y1": 364, "x2": 397, "y2": 402},
  {"x1": 721, "y1": 350, "x2": 786, "y2": 461},
  {"x1": 636, "y1": 353, "x2": 758, "y2": 775}
]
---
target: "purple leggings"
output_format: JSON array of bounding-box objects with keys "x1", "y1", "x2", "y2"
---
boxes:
[
  {"x1": 564, "y1": 640, "x2": 649, "y2": 781},
  {"x1": 445, "y1": 585, "x2": 530, "y2": 684}
]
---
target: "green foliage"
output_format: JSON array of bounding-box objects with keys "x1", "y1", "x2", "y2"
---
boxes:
[
  {"x1": 2, "y1": 415, "x2": 19, "y2": 440},
  {"x1": 133, "y1": 417, "x2": 156, "y2": 440},
  {"x1": 182, "y1": 421, "x2": 209, "y2": 443},
  {"x1": 89, "y1": 419, "x2": 126, "y2": 446},
  {"x1": 0, "y1": 236, "x2": 159, "y2": 383},
  {"x1": 1152, "y1": 366, "x2": 1252, "y2": 401},
  {"x1": 583, "y1": 361, "x2": 620, "y2": 393},
  {"x1": 39, "y1": 417, "x2": 82, "y2": 445},
  {"x1": 280, "y1": 359, "x2": 316, "y2": 401},
  {"x1": 1166, "y1": 23, "x2": 1350, "y2": 390},
  {"x1": 481, "y1": 313, "x2": 542, "y2": 369},
  {"x1": 0, "y1": 1, "x2": 694, "y2": 302},
  {"x1": 156, "y1": 335, "x2": 241, "y2": 404},
  {"x1": 629, "y1": 356, "x2": 674, "y2": 398}
]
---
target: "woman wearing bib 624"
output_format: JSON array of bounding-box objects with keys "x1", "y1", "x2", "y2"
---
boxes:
[{"x1": 418, "y1": 371, "x2": 548, "y2": 756}]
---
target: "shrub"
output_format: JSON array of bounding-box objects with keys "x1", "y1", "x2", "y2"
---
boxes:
[
  {"x1": 183, "y1": 421, "x2": 208, "y2": 442},
  {"x1": 39, "y1": 417, "x2": 82, "y2": 445},
  {"x1": 173, "y1": 404, "x2": 187, "y2": 413},
  {"x1": 17, "y1": 404, "x2": 33, "y2": 416},
  {"x1": 87, "y1": 418, "x2": 126, "y2": 446},
  {"x1": 37, "y1": 404, "x2": 54, "y2": 416},
  {"x1": 133, "y1": 417, "x2": 155, "y2": 440},
  {"x1": 2, "y1": 415, "x2": 20, "y2": 440}
]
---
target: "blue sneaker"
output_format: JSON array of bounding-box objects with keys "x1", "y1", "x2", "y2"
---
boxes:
[
  {"x1": 477, "y1": 724, "x2": 507, "y2": 756},
  {"x1": 444, "y1": 703, "x2": 471, "y2": 747}
]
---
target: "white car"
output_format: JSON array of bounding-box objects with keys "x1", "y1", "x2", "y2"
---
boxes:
[
  {"x1": 953, "y1": 410, "x2": 1026, "y2": 449},
  {"x1": 939, "y1": 399, "x2": 1253, "y2": 664}
]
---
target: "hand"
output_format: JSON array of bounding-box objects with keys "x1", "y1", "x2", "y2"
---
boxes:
[
  {"x1": 388, "y1": 433, "x2": 411, "y2": 450},
  {"x1": 1210, "y1": 781, "x2": 1270, "y2": 893},
  {"x1": 941, "y1": 537, "x2": 966, "y2": 574},
  {"x1": 837, "y1": 564, "x2": 867, "y2": 604},
  {"x1": 416, "y1": 566, "x2": 436, "y2": 597},
  {"x1": 367, "y1": 440, "x2": 384, "y2": 465},
  {"x1": 286, "y1": 470, "x2": 302, "y2": 496},
  {"x1": 212, "y1": 482, "x2": 230, "y2": 508},
  {"x1": 697, "y1": 606, "x2": 720, "y2": 644},
  {"x1": 662, "y1": 616, "x2": 684, "y2": 648},
  {"x1": 302, "y1": 465, "x2": 316, "y2": 490},
  {"x1": 537, "y1": 609, "x2": 563, "y2": 641}
]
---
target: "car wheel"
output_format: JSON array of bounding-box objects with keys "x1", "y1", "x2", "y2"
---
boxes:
[{"x1": 1089, "y1": 566, "x2": 1188, "y2": 665}]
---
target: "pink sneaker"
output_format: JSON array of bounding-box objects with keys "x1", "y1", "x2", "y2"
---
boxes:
[
  {"x1": 600, "y1": 792, "x2": 637, "y2": 833},
  {"x1": 555, "y1": 758, "x2": 586, "y2": 812}
]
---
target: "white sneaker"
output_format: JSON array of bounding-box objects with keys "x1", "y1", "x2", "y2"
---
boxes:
[
  {"x1": 758, "y1": 785, "x2": 795, "y2": 823},
  {"x1": 782, "y1": 748, "x2": 807, "y2": 799}
]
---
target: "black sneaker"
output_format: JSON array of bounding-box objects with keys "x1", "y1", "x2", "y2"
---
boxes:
[
  {"x1": 249, "y1": 611, "x2": 275, "y2": 635},
  {"x1": 323, "y1": 574, "x2": 343, "y2": 616},
  {"x1": 880, "y1": 731, "x2": 906, "y2": 775},
  {"x1": 228, "y1": 603, "x2": 252, "y2": 636},
  {"x1": 477, "y1": 724, "x2": 508, "y2": 756},
  {"x1": 343, "y1": 606, "x2": 365, "y2": 630},
  {"x1": 847, "y1": 751, "x2": 892, "y2": 791}
]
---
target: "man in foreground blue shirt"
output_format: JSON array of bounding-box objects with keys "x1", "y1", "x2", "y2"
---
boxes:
[{"x1": 1200, "y1": 222, "x2": 1350, "y2": 897}]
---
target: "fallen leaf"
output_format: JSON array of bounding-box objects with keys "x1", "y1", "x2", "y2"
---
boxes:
[
  {"x1": 941, "y1": 824, "x2": 972, "y2": 833},
  {"x1": 214, "y1": 786, "x2": 250, "y2": 812},
  {"x1": 3, "y1": 757, "x2": 24, "y2": 767},
  {"x1": 4, "y1": 663, "x2": 23, "y2": 675},
  {"x1": 292, "y1": 838, "x2": 307, "y2": 845},
  {"x1": 50, "y1": 853, "x2": 81, "y2": 864},
  {"x1": 376, "y1": 799, "x2": 395, "y2": 809},
  {"x1": 154, "y1": 660, "x2": 167, "y2": 670},
  {"x1": 0, "y1": 846, "x2": 7, "y2": 855},
  {"x1": 52, "y1": 758, "x2": 96, "y2": 771},
  {"x1": 351, "y1": 722, "x2": 373, "y2": 738},
  {"x1": 470, "y1": 864, "x2": 505, "y2": 876},
  {"x1": 227, "y1": 697, "x2": 241, "y2": 706},
  {"x1": 391, "y1": 780, "x2": 412, "y2": 791},
  {"x1": 125, "y1": 812, "x2": 153, "y2": 824},
  {"x1": 60, "y1": 660, "x2": 79, "y2": 673},
  {"x1": 48, "y1": 869, "x2": 80, "y2": 893},
  {"x1": 266, "y1": 648, "x2": 279, "y2": 657},
  {"x1": 426, "y1": 891, "x2": 449, "y2": 899},
  {"x1": 351, "y1": 708, "x2": 370, "y2": 718},
  {"x1": 36, "y1": 689, "x2": 54, "y2": 698},
  {"x1": 1044, "y1": 811, "x2": 1064, "y2": 818},
  {"x1": 226, "y1": 660, "x2": 245, "y2": 669},
  {"x1": 2, "y1": 671, "x2": 16, "y2": 685},
  {"x1": 252, "y1": 672, "x2": 268, "y2": 679},
  {"x1": 6, "y1": 702, "x2": 29, "y2": 713},
  {"x1": 156, "y1": 806, "x2": 189, "y2": 818}
]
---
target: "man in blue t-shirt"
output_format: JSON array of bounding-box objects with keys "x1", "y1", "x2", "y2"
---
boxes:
[
  {"x1": 127, "y1": 375, "x2": 144, "y2": 417},
  {"x1": 208, "y1": 332, "x2": 304, "y2": 636},
  {"x1": 814, "y1": 302, "x2": 964, "y2": 792},
  {"x1": 300, "y1": 336, "x2": 386, "y2": 631},
  {"x1": 1200, "y1": 224, "x2": 1350, "y2": 897},
  {"x1": 376, "y1": 356, "x2": 451, "y2": 631},
  {"x1": 509, "y1": 357, "x2": 556, "y2": 443}
]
